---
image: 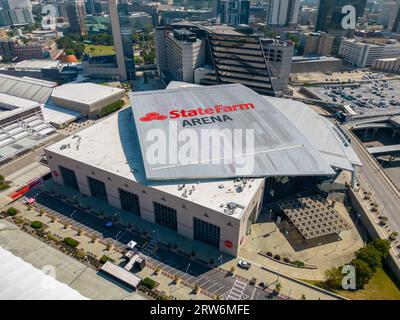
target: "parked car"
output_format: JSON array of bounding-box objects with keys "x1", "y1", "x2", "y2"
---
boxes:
[
  {"x1": 259, "y1": 282, "x2": 267, "y2": 289},
  {"x1": 238, "y1": 260, "x2": 251, "y2": 269},
  {"x1": 105, "y1": 221, "x2": 113, "y2": 228},
  {"x1": 249, "y1": 277, "x2": 257, "y2": 285}
]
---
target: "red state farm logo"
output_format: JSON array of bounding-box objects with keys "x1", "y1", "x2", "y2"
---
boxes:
[{"x1": 140, "y1": 112, "x2": 167, "y2": 122}]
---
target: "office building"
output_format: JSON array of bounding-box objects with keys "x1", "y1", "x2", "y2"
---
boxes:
[
  {"x1": 377, "y1": 1, "x2": 399, "y2": 30},
  {"x1": 315, "y1": 0, "x2": 367, "y2": 40},
  {"x1": 66, "y1": 0, "x2": 86, "y2": 35},
  {"x1": 85, "y1": 0, "x2": 95, "y2": 14},
  {"x1": 265, "y1": 0, "x2": 301, "y2": 28},
  {"x1": 392, "y1": 4, "x2": 400, "y2": 32},
  {"x1": 0, "y1": 4, "x2": 34, "y2": 27},
  {"x1": 298, "y1": 6, "x2": 317, "y2": 26},
  {"x1": 128, "y1": 12, "x2": 152, "y2": 32},
  {"x1": 339, "y1": 38, "x2": 400, "y2": 67},
  {"x1": 162, "y1": 29, "x2": 205, "y2": 83},
  {"x1": 0, "y1": 39, "x2": 59, "y2": 60},
  {"x1": 218, "y1": 0, "x2": 250, "y2": 27},
  {"x1": 300, "y1": 32, "x2": 334, "y2": 56},
  {"x1": 261, "y1": 38, "x2": 294, "y2": 94},
  {"x1": 155, "y1": 23, "x2": 291, "y2": 96}
]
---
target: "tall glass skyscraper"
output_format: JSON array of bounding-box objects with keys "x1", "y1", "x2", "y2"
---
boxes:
[
  {"x1": 315, "y1": 0, "x2": 367, "y2": 35},
  {"x1": 218, "y1": 0, "x2": 250, "y2": 26},
  {"x1": 108, "y1": 0, "x2": 135, "y2": 81}
]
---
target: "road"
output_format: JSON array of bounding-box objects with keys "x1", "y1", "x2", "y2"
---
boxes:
[
  {"x1": 28, "y1": 191, "x2": 279, "y2": 300},
  {"x1": 348, "y1": 129, "x2": 400, "y2": 234}
]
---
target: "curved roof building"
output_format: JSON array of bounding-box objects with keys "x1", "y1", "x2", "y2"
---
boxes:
[{"x1": 44, "y1": 83, "x2": 361, "y2": 255}]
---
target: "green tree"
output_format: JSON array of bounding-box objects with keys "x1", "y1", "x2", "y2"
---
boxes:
[
  {"x1": 356, "y1": 244, "x2": 382, "y2": 273},
  {"x1": 370, "y1": 239, "x2": 391, "y2": 258},
  {"x1": 324, "y1": 267, "x2": 342, "y2": 290},
  {"x1": 351, "y1": 259, "x2": 373, "y2": 289}
]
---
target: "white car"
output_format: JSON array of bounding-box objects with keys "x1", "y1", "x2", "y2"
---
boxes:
[{"x1": 238, "y1": 260, "x2": 251, "y2": 270}]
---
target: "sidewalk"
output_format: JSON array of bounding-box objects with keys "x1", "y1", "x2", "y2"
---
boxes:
[
  {"x1": 136, "y1": 268, "x2": 211, "y2": 300},
  {"x1": 11, "y1": 201, "x2": 125, "y2": 263},
  {"x1": 44, "y1": 181, "x2": 233, "y2": 265},
  {"x1": 0, "y1": 219, "x2": 145, "y2": 300},
  {"x1": 223, "y1": 257, "x2": 342, "y2": 300}
]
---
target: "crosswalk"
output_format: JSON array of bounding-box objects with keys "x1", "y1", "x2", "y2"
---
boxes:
[
  {"x1": 223, "y1": 279, "x2": 249, "y2": 300},
  {"x1": 140, "y1": 240, "x2": 158, "y2": 257}
]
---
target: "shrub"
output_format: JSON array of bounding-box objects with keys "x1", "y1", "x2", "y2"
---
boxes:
[
  {"x1": 274, "y1": 254, "x2": 281, "y2": 261},
  {"x1": 292, "y1": 260, "x2": 305, "y2": 267},
  {"x1": 14, "y1": 217, "x2": 24, "y2": 224},
  {"x1": 230, "y1": 266, "x2": 235, "y2": 274},
  {"x1": 356, "y1": 244, "x2": 382, "y2": 273},
  {"x1": 76, "y1": 249, "x2": 86, "y2": 260},
  {"x1": 351, "y1": 259, "x2": 373, "y2": 289},
  {"x1": 370, "y1": 239, "x2": 391, "y2": 258},
  {"x1": 98, "y1": 100, "x2": 124, "y2": 117},
  {"x1": 142, "y1": 277, "x2": 157, "y2": 289},
  {"x1": 283, "y1": 257, "x2": 291, "y2": 263},
  {"x1": 99, "y1": 255, "x2": 114, "y2": 264},
  {"x1": 324, "y1": 267, "x2": 342, "y2": 290},
  {"x1": 63, "y1": 237, "x2": 79, "y2": 248},
  {"x1": 389, "y1": 232, "x2": 399, "y2": 242},
  {"x1": 266, "y1": 251, "x2": 273, "y2": 257},
  {"x1": 30, "y1": 221, "x2": 43, "y2": 229},
  {"x1": 7, "y1": 207, "x2": 17, "y2": 216}
]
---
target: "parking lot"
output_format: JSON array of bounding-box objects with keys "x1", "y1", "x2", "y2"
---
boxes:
[
  {"x1": 307, "y1": 80, "x2": 400, "y2": 119},
  {"x1": 24, "y1": 190, "x2": 278, "y2": 300}
]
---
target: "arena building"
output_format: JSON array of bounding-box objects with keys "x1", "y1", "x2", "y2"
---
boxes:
[{"x1": 44, "y1": 83, "x2": 361, "y2": 256}]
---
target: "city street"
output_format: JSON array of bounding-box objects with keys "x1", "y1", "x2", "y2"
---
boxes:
[
  {"x1": 348, "y1": 129, "x2": 400, "y2": 236},
  {"x1": 27, "y1": 190, "x2": 279, "y2": 300}
]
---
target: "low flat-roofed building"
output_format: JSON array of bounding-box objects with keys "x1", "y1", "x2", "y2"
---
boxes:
[
  {"x1": 372, "y1": 56, "x2": 400, "y2": 74},
  {"x1": 290, "y1": 56, "x2": 343, "y2": 73},
  {"x1": 50, "y1": 83, "x2": 125, "y2": 118},
  {"x1": 45, "y1": 83, "x2": 360, "y2": 255},
  {"x1": 0, "y1": 59, "x2": 79, "y2": 83}
]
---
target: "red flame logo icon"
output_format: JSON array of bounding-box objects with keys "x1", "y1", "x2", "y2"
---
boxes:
[{"x1": 140, "y1": 112, "x2": 168, "y2": 122}]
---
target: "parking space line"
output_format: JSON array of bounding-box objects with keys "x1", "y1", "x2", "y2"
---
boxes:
[
  {"x1": 205, "y1": 282, "x2": 219, "y2": 291},
  {"x1": 191, "y1": 275, "x2": 207, "y2": 285}
]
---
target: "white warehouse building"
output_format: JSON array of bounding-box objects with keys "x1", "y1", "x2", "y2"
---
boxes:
[{"x1": 45, "y1": 83, "x2": 360, "y2": 256}]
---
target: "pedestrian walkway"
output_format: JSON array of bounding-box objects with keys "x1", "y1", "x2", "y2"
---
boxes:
[{"x1": 225, "y1": 279, "x2": 249, "y2": 300}]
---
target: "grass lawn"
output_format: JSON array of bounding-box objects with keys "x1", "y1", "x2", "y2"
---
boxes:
[
  {"x1": 84, "y1": 44, "x2": 115, "y2": 57},
  {"x1": 300, "y1": 266, "x2": 400, "y2": 300}
]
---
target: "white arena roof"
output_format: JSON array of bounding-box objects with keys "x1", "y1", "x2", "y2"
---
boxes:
[
  {"x1": 51, "y1": 83, "x2": 125, "y2": 106},
  {"x1": 0, "y1": 246, "x2": 88, "y2": 300},
  {"x1": 46, "y1": 107, "x2": 264, "y2": 218},
  {"x1": 130, "y1": 84, "x2": 336, "y2": 180},
  {"x1": 165, "y1": 82, "x2": 361, "y2": 173},
  {"x1": 0, "y1": 73, "x2": 56, "y2": 103},
  {"x1": 1, "y1": 59, "x2": 60, "y2": 71}
]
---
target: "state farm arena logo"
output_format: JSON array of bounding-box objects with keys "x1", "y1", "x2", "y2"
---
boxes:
[
  {"x1": 139, "y1": 102, "x2": 255, "y2": 127},
  {"x1": 140, "y1": 112, "x2": 167, "y2": 122}
]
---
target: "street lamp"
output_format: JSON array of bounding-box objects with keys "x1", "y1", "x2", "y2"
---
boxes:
[
  {"x1": 114, "y1": 211, "x2": 122, "y2": 223},
  {"x1": 185, "y1": 263, "x2": 191, "y2": 273},
  {"x1": 218, "y1": 254, "x2": 223, "y2": 266},
  {"x1": 71, "y1": 209, "x2": 77, "y2": 220},
  {"x1": 153, "y1": 229, "x2": 159, "y2": 242}
]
